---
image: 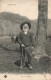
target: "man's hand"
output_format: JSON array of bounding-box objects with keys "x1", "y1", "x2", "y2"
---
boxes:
[{"x1": 21, "y1": 44, "x2": 25, "y2": 47}]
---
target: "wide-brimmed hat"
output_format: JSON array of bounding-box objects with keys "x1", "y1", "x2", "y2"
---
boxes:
[{"x1": 20, "y1": 21, "x2": 31, "y2": 30}]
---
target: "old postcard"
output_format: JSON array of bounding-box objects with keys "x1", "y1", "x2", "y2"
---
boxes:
[{"x1": 0, "y1": 0, "x2": 51, "y2": 80}]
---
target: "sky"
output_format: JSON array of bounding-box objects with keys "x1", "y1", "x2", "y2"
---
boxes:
[{"x1": 0, "y1": 0, "x2": 51, "y2": 20}]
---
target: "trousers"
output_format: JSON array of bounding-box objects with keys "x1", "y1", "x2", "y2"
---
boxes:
[{"x1": 20, "y1": 45, "x2": 32, "y2": 65}]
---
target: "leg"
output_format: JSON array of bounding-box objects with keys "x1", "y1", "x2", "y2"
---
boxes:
[
  {"x1": 25, "y1": 46, "x2": 33, "y2": 70},
  {"x1": 27, "y1": 53, "x2": 33, "y2": 70},
  {"x1": 27, "y1": 53, "x2": 32, "y2": 65}
]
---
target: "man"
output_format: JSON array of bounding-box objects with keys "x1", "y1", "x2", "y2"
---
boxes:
[{"x1": 18, "y1": 21, "x2": 34, "y2": 70}]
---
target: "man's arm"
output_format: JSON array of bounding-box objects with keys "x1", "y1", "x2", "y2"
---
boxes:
[
  {"x1": 18, "y1": 32, "x2": 25, "y2": 47},
  {"x1": 18, "y1": 32, "x2": 22, "y2": 45},
  {"x1": 30, "y1": 32, "x2": 35, "y2": 47}
]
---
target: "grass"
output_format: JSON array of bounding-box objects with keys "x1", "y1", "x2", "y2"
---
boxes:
[{"x1": 0, "y1": 36, "x2": 51, "y2": 74}]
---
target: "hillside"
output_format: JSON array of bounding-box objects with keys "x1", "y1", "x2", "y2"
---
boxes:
[
  {"x1": 0, "y1": 12, "x2": 30, "y2": 24},
  {"x1": 0, "y1": 12, "x2": 51, "y2": 36}
]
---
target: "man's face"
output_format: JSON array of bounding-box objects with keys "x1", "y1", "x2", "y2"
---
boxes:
[{"x1": 23, "y1": 24, "x2": 29, "y2": 32}]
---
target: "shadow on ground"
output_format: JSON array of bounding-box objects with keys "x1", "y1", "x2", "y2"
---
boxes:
[{"x1": 14, "y1": 56, "x2": 51, "y2": 73}]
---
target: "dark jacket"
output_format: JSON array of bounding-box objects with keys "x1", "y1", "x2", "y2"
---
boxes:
[{"x1": 18, "y1": 31, "x2": 34, "y2": 47}]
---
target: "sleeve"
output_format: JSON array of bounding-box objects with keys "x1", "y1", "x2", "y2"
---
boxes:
[
  {"x1": 30, "y1": 32, "x2": 35, "y2": 47},
  {"x1": 18, "y1": 32, "x2": 22, "y2": 45}
]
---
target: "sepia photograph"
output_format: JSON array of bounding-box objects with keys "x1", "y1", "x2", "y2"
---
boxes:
[{"x1": 0, "y1": 0, "x2": 51, "y2": 80}]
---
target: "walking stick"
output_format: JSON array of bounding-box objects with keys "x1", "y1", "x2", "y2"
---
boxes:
[{"x1": 19, "y1": 47, "x2": 23, "y2": 69}]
